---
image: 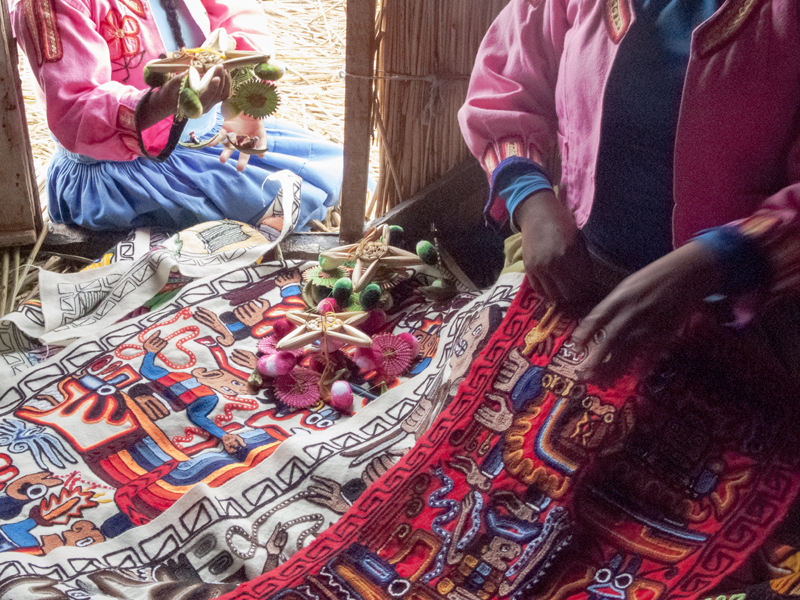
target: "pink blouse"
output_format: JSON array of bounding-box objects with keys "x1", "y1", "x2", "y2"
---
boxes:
[{"x1": 11, "y1": 0, "x2": 273, "y2": 160}]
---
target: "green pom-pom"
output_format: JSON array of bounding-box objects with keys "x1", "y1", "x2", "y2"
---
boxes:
[
  {"x1": 179, "y1": 87, "x2": 203, "y2": 119},
  {"x1": 143, "y1": 65, "x2": 169, "y2": 88},
  {"x1": 389, "y1": 225, "x2": 404, "y2": 235},
  {"x1": 416, "y1": 240, "x2": 438, "y2": 266},
  {"x1": 254, "y1": 61, "x2": 286, "y2": 81},
  {"x1": 318, "y1": 254, "x2": 344, "y2": 271},
  {"x1": 332, "y1": 278, "x2": 353, "y2": 306},
  {"x1": 232, "y1": 80, "x2": 280, "y2": 119},
  {"x1": 360, "y1": 283, "x2": 382, "y2": 310}
]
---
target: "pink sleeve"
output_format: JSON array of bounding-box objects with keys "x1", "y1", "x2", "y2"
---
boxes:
[
  {"x1": 202, "y1": 0, "x2": 274, "y2": 55},
  {"x1": 457, "y1": 0, "x2": 570, "y2": 181},
  {"x1": 12, "y1": 0, "x2": 171, "y2": 160}
]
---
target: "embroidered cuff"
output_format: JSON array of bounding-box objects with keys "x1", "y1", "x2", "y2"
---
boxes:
[
  {"x1": 486, "y1": 156, "x2": 553, "y2": 233},
  {"x1": 693, "y1": 225, "x2": 770, "y2": 296}
]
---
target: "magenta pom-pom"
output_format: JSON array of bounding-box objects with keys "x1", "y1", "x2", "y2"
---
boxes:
[
  {"x1": 359, "y1": 309, "x2": 387, "y2": 336},
  {"x1": 330, "y1": 380, "x2": 354, "y2": 412},
  {"x1": 272, "y1": 318, "x2": 296, "y2": 340},
  {"x1": 397, "y1": 332, "x2": 420, "y2": 357},
  {"x1": 317, "y1": 297, "x2": 338, "y2": 314},
  {"x1": 354, "y1": 347, "x2": 377, "y2": 371},
  {"x1": 259, "y1": 351, "x2": 297, "y2": 377},
  {"x1": 256, "y1": 354, "x2": 271, "y2": 376}
]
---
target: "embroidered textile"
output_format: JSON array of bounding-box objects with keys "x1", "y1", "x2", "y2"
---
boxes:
[{"x1": 224, "y1": 280, "x2": 800, "y2": 600}]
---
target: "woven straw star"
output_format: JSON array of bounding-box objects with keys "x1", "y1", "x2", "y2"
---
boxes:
[
  {"x1": 319, "y1": 224, "x2": 421, "y2": 292},
  {"x1": 144, "y1": 29, "x2": 269, "y2": 77},
  {"x1": 276, "y1": 311, "x2": 373, "y2": 351}
]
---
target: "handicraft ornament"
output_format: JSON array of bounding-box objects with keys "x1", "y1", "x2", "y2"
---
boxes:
[
  {"x1": 319, "y1": 224, "x2": 422, "y2": 292},
  {"x1": 142, "y1": 28, "x2": 283, "y2": 155}
]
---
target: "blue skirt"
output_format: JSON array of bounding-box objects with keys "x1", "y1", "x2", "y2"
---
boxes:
[{"x1": 48, "y1": 113, "x2": 343, "y2": 232}]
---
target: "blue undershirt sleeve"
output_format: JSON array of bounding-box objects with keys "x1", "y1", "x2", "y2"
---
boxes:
[
  {"x1": 490, "y1": 157, "x2": 554, "y2": 234},
  {"x1": 692, "y1": 226, "x2": 770, "y2": 296}
]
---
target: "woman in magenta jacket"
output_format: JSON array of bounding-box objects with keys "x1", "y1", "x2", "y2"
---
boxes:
[{"x1": 459, "y1": 0, "x2": 800, "y2": 384}]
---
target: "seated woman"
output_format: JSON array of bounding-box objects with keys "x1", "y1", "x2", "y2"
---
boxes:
[
  {"x1": 458, "y1": 0, "x2": 800, "y2": 594},
  {"x1": 10, "y1": 0, "x2": 343, "y2": 232}
]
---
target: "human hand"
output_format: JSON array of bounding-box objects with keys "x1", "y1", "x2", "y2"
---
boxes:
[
  {"x1": 231, "y1": 349, "x2": 258, "y2": 371},
  {"x1": 130, "y1": 392, "x2": 169, "y2": 421},
  {"x1": 143, "y1": 330, "x2": 168, "y2": 354},
  {"x1": 222, "y1": 433, "x2": 246, "y2": 454},
  {"x1": 195, "y1": 65, "x2": 231, "y2": 115},
  {"x1": 570, "y1": 241, "x2": 722, "y2": 385},
  {"x1": 361, "y1": 452, "x2": 400, "y2": 486},
  {"x1": 264, "y1": 522, "x2": 288, "y2": 556},
  {"x1": 306, "y1": 475, "x2": 350, "y2": 514},
  {"x1": 210, "y1": 112, "x2": 267, "y2": 172},
  {"x1": 194, "y1": 307, "x2": 235, "y2": 346},
  {"x1": 516, "y1": 189, "x2": 595, "y2": 308},
  {"x1": 233, "y1": 299, "x2": 267, "y2": 327},
  {"x1": 138, "y1": 66, "x2": 230, "y2": 130},
  {"x1": 474, "y1": 394, "x2": 514, "y2": 433}
]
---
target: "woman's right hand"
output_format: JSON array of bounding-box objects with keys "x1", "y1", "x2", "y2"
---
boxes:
[
  {"x1": 516, "y1": 189, "x2": 595, "y2": 307},
  {"x1": 139, "y1": 65, "x2": 231, "y2": 130}
]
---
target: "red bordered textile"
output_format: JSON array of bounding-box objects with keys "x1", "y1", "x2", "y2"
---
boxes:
[
  {"x1": 223, "y1": 280, "x2": 800, "y2": 600},
  {"x1": 21, "y1": 0, "x2": 63, "y2": 65}
]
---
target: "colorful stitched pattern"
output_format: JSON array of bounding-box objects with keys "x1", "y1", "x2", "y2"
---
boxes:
[{"x1": 224, "y1": 280, "x2": 800, "y2": 600}]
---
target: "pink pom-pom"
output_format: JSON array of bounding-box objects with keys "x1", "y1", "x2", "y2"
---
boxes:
[
  {"x1": 258, "y1": 351, "x2": 297, "y2": 377},
  {"x1": 359, "y1": 309, "x2": 387, "y2": 336},
  {"x1": 330, "y1": 380, "x2": 354, "y2": 412},
  {"x1": 353, "y1": 347, "x2": 377, "y2": 371},
  {"x1": 317, "y1": 298, "x2": 338, "y2": 314},
  {"x1": 272, "y1": 318, "x2": 296, "y2": 341},
  {"x1": 397, "y1": 332, "x2": 420, "y2": 357}
]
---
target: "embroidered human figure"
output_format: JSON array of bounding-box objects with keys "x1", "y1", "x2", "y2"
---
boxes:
[{"x1": 140, "y1": 330, "x2": 246, "y2": 454}]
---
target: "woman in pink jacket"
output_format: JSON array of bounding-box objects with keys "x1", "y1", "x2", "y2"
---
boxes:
[
  {"x1": 459, "y1": 0, "x2": 800, "y2": 595},
  {"x1": 459, "y1": 0, "x2": 800, "y2": 384},
  {"x1": 11, "y1": 0, "x2": 343, "y2": 231}
]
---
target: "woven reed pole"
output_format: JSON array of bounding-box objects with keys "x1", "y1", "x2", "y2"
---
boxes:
[{"x1": 339, "y1": 0, "x2": 377, "y2": 243}]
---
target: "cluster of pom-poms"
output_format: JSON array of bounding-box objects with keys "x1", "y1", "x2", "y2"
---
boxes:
[{"x1": 253, "y1": 301, "x2": 419, "y2": 411}]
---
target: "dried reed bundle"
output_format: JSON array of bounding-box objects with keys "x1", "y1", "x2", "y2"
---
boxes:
[{"x1": 371, "y1": 0, "x2": 509, "y2": 218}]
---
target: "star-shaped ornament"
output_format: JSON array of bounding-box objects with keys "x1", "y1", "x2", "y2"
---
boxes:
[
  {"x1": 144, "y1": 28, "x2": 268, "y2": 78},
  {"x1": 276, "y1": 311, "x2": 373, "y2": 351},
  {"x1": 319, "y1": 224, "x2": 421, "y2": 291}
]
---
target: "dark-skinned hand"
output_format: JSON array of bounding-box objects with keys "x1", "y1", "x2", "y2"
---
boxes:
[
  {"x1": 516, "y1": 189, "x2": 595, "y2": 309},
  {"x1": 138, "y1": 65, "x2": 232, "y2": 131},
  {"x1": 570, "y1": 240, "x2": 723, "y2": 386}
]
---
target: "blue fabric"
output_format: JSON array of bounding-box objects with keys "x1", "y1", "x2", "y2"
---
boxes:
[
  {"x1": 693, "y1": 227, "x2": 770, "y2": 296},
  {"x1": 48, "y1": 112, "x2": 343, "y2": 231},
  {"x1": 489, "y1": 156, "x2": 553, "y2": 233},
  {"x1": 582, "y1": 0, "x2": 720, "y2": 271}
]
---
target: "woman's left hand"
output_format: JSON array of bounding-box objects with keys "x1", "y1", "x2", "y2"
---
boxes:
[
  {"x1": 210, "y1": 112, "x2": 267, "y2": 172},
  {"x1": 570, "y1": 241, "x2": 723, "y2": 385}
]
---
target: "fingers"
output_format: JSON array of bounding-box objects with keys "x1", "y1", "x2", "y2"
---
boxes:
[
  {"x1": 219, "y1": 143, "x2": 236, "y2": 164},
  {"x1": 236, "y1": 150, "x2": 251, "y2": 172}
]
